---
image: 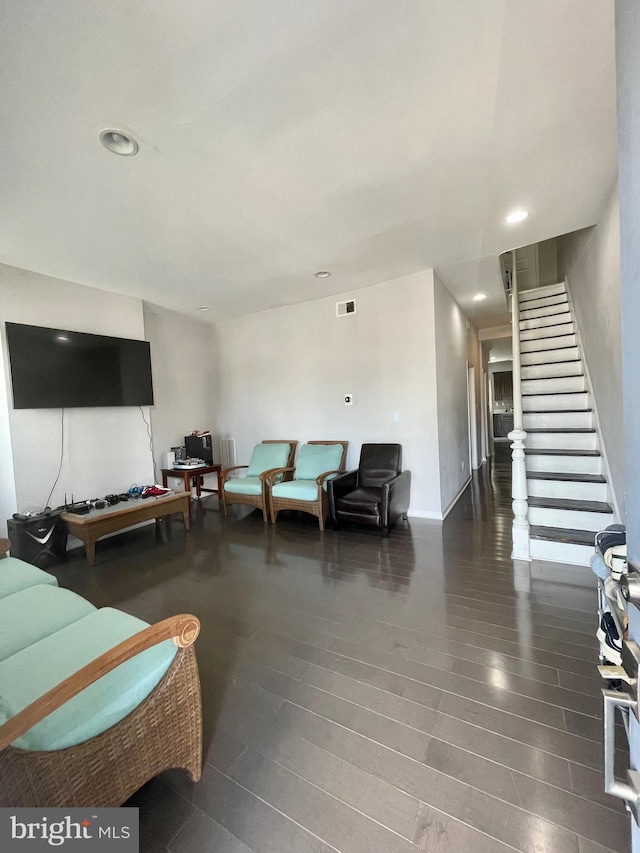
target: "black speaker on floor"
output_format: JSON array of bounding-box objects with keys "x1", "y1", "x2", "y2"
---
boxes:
[{"x1": 7, "y1": 511, "x2": 67, "y2": 567}]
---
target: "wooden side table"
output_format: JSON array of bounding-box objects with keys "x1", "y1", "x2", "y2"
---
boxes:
[{"x1": 161, "y1": 464, "x2": 222, "y2": 507}]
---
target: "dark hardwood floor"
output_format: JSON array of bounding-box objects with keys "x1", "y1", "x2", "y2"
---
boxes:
[{"x1": 51, "y1": 446, "x2": 630, "y2": 852}]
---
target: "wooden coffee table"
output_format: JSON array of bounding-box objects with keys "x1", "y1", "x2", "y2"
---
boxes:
[{"x1": 61, "y1": 491, "x2": 190, "y2": 566}]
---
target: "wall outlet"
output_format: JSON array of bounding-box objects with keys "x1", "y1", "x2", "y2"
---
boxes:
[{"x1": 344, "y1": 394, "x2": 353, "y2": 405}]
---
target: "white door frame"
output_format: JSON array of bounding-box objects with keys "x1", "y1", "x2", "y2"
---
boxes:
[{"x1": 467, "y1": 363, "x2": 479, "y2": 470}]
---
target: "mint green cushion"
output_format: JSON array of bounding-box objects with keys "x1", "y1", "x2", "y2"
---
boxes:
[
  {"x1": 224, "y1": 477, "x2": 262, "y2": 496},
  {"x1": 272, "y1": 479, "x2": 328, "y2": 501},
  {"x1": 0, "y1": 558, "x2": 58, "y2": 600},
  {"x1": 295, "y1": 444, "x2": 343, "y2": 481},
  {"x1": 0, "y1": 586, "x2": 96, "y2": 663},
  {"x1": 246, "y1": 443, "x2": 291, "y2": 477},
  {"x1": 0, "y1": 607, "x2": 177, "y2": 751}
]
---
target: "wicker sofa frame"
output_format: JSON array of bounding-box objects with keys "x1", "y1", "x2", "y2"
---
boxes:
[
  {"x1": 220, "y1": 440, "x2": 298, "y2": 522},
  {"x1": 267, "y1": 440, "x2": 348, "y2": 530},
  {"x1": 0, "y1": 613, "x2": 202, "y2": 808}
]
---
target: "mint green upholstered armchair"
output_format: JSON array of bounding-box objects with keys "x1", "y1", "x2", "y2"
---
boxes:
[
  {"x1": 220, "y1": 440, "x2": 297, "y2": 522},
  {"x1": 267, "y1": 441, "x2": 348, "y2": 530}
]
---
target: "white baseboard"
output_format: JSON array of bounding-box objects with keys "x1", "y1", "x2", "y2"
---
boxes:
[
  {"x1": 442, "y1": 476, "x2": 472, "y2": 520},
  {"x1": 408, "y1": 476, "x2": 472, "y2": 522},
  {"x1": 408, "y1": 508, "x2": 443, "y2": 520}
]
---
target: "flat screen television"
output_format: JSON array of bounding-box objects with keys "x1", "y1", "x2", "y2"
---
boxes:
[{"x1": 5, "y1": 322, "x2": 154, "y2": 409}]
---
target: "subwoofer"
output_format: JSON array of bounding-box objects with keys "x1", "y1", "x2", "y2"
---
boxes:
[{"x1": 7, "y1": 511, "x2": 67, "y2": 567}]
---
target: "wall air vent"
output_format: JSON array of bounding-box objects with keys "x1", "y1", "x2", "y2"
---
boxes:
[
  {"x1": 336, "y1": 300, "x2": 356, "y2": 317},
  {"x1": 220, "y1": 438, "x2": 237, "y2": 476}
]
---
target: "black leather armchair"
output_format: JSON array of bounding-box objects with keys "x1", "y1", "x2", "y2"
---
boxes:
[{"x1": 327, "y1": 444, "x2": 411, "y2": 537}]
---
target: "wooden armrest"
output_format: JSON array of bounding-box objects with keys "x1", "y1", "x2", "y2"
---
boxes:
[
  {"x1": 0, "y1": 613, "x2": 200, "y2": 752},
  {"x1": 264, "y1": 466, "x2": 295, "y2": 485},
  {"x1": 0, "y1": 538, "x2": 10, "y2": 558},
  {"x1": 316, "y1": 470, "x2": 342, "y2": 485}
]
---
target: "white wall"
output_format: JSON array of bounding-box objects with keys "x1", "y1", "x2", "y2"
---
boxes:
[
  {"x1": 614, "y1": 5, "x2": 640, "y2": 850},
  {"x1": 0, "y1": 265, "x2": 153, "y2": 526},
  {"x1": 216, "y1": 270, "x2": 443, "y2": 516},
  {"x1": 434, "y1": 273, "x2": 471, "y2": 514},
  {"x1": 556, "y1": 183, "x2": 624, "y2": 515},
  {"x1": 538, "y1": 238, "x2": 558, "y2": 286},
  {"x1": 143, "y1": 304, "x2": 219, "y2": 480}
]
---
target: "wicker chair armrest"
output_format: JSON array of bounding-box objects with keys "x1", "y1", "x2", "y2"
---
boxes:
[
  {"x1": 264, "y1": 466, "x2": 295, "y2": 486},
  {"x1": 259, "y1": 467, "x2": 289, "y2": 483},
  {"x1": 0, "y1": 613, "x2": 200, "y2": 752},
  {"x1": 220, "y1": 464, "x2": 248, "y2": 482},
  {"x1": 316, "y1": 470, "x2": 342, "y2": 485}
]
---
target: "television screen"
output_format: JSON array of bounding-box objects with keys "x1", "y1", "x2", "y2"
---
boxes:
[{"x1": 5, "y1": 322, "x2": 154, "y2": 409}]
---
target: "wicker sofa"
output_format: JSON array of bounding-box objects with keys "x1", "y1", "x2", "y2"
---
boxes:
[{"x1": 0, "y1": 554, "x2": 202, "y2": 807}]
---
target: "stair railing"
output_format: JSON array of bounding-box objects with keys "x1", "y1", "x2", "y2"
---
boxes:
[{"x1": 508, "y1": 249, "x2": 531, "y2": 560}]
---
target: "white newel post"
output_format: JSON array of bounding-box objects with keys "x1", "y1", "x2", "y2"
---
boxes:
[{"x1": 507, "y1": 250, "x2": 531, "y2": 560}]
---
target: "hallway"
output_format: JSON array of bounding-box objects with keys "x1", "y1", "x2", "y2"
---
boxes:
[{"x1": 53, "y1": 452, "x2": 629, "y2": 852}]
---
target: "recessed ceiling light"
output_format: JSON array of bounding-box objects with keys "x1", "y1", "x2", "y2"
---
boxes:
[
  {"x1": 99, "y1": 129, "x2": 139, "y2": 156},
  {"x1": 198, "y1": 306, "x2": 210, "y2": 312},
  {"x1": 506, "y1": 209, "x2": 528, "y2": 224},
  {"x1": 473, "y1": 293, "x2": 487, "y2": 301},
  {"x1": 314, "y1": 270, "x2": 331, "y2": 278},
  {"x1": 55, "y1": 334, "x2": 69, "y2": 342}
]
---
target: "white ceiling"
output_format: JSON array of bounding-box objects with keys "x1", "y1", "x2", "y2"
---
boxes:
[{"x1": 0, "y1": 1, "x2": 617, "y2": 325}]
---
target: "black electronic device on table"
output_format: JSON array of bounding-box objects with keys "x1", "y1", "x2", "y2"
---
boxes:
[
  {"x1": 185, "y1": 433, "x2": 213, "y2": 465},
  {"x1": 62, "y1": 494, "x2": 91, "y2": 515}
]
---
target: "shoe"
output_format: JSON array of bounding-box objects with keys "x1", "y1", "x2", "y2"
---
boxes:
[
  {"x1": 142, "y1": 485, "x2": 171, "y2": 497},
  {"x1": 596, "y1": 528, "x2": 626, "y2": 557},
  {"x1": 604, "y1": 544, "x2": 627, "y2": 580},
  {"x1": 597, "y1": 612, "x2": 622, "y2": 665}
]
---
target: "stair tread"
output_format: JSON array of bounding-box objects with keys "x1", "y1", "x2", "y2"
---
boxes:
[
  {"x1": 530, "y1": 525, "x2": 596, "y2": 546},
  {"x1": 520, "y1": 313, "x2": 571, "y2": 322},
  {"x1": 520, "y1": 326, "x2": 574, "y2": 337},
  {"x1": 528, "y1": 496, "x2": 613, "y2": 513},
  {"x1": 520, "y1": 303, "x2": 569, "y2": 315},
  {"x1": 520, "y1": 314, "x2": 572, "y2": 326},
  {"x1": 522, "y1": 375, "x2": 584, "y2": 381},
  {"x1": 521, "y1": 344, "x2": 577, "y2": 354},
  {"x1": 524, "y1": 448, "x2": 601, "y2": 456},
  {"x1": 522, "y1": 390, "x2": 586, "y2": 396},
  {"x1": 526, "y1": 471, "x2": 607, "y2": 483},
  {"x1": 522, "y1": 359, "x2": 581, "y2": 367},
  {"x1": 525, "y1": 428, "x2": 596, "y2": 433},
  {"x1": 524, "y1": 408, "x2": 592, "y2": 414}
]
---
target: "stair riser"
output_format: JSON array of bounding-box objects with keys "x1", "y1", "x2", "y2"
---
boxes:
[
  {"x1": 521, "y1": 335, "x2": 577, "y2": 353},
  {"x1": 526, "y1": 433, "x2": 597, "y2": 451},
  {"x1": 520, "y1": 300, "x2": 569, "y2": 321},
  {"x1": 529, "y1": 538, "x2": 592, "y2": 566},
  {"x1": 521, "y1": 347, "x2": 580, "y2": 365},
  {"x1": 523, "y1": 393, "x2": 589, "y2": 411},
  {"x1": 521, "y1": 362, "x2": 583, "y2": 379},
  {"x1": 522, "y1": 376, "x2": 586, "y2": 395},
  {"x1": 526, "y1": 455, "x2": 602, "y2": 475},
  {"x1": 520, "y1": 323, "x2": 574, "y2": 342},
  {"x1": 527, "y1": 478, "x2": 607, "y2": 501},
  {"x1": 528, "y1": 506, "x2": 613, "y2": 531},
  {"x1": 519, "y1": 282, "x2": 567, "y2": 303},
  {"x1": 523, "y1": 411, "x2": 593, "y2": 429},
  {"x1": 520, "y1": 312, "x2": 572, "y2": 332}
]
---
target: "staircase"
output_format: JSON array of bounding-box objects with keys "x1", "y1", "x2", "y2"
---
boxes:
[{"x1": 518, "y1": 281, "x2": 616, "y2": 564}]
